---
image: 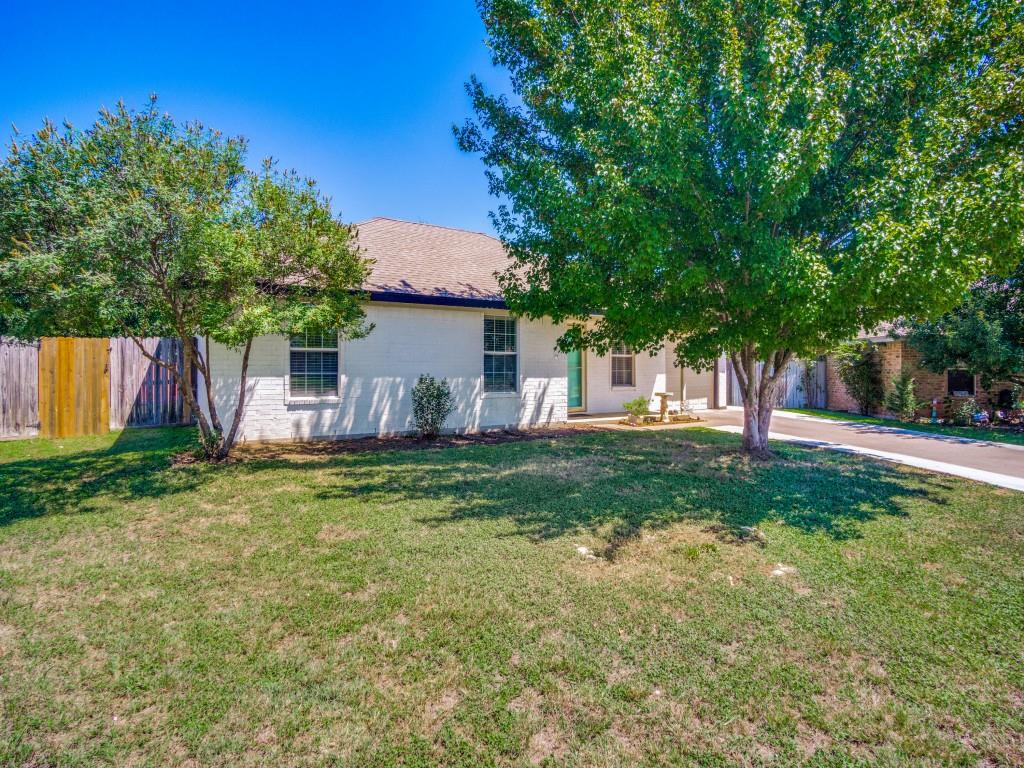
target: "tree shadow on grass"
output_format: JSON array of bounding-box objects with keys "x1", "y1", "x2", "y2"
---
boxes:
[
  {"x1": 0, "y1": 426, "x2": 956, "y2": 551},
  {"x1": 0, "y1": 427, "x2": 203, "y2": 528},
  {"x1": 308, "y1": 427, "x2": 954, "y2": 546}
]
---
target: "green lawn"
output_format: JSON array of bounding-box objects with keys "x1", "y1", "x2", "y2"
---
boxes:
[
  {"x1": 1, "y1": 427, "x2": 1022, "y2": 767},
  {"x1": 782, "y1": 407, "x2": 1024, "y2": 446}
]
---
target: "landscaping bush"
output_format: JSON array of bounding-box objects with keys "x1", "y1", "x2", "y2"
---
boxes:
[
  {"x1": 834, "y1": 341, "x2": 885, "y2": 415},
  {"x1": 884, "y1": 372, "x2": 925, "y2": 422},
  {"x1": 622, "y1": 396, "x2": 651, "y2": 424},
  {"x1": 950, "y1": 397, "x2": 980, "y2": 427},
  {"x1": 411, "y1": 375, "x2": 455, "y2": 438}
]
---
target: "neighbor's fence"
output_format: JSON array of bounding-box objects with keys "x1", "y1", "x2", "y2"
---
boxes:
[
  {"x1": 804, "y1": 356, "x2": 828, "y2": 409},
  {"x1": 727, "y1": 357, "x2": 827, "y2": 409},
  {"x1": 0, "y1": 336, "x2": 194, "y2": 439},
  {"x1": 0, "y1": 338, "x2": 40, "y2": 439},
  {"x1": 109, "y1": 337, "x2": 192, "y2": 429},
  {"x1": 38, "y1": 337, "x2": 110, "y2": 439}
]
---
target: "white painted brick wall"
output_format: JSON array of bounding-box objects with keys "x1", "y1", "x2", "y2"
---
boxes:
[
  {"x1": 199, "y1": 302, "x2": 569, "y2": 442},
  {"x1": 682, "y1": 366, "x2": 713, "y2": 410},
  {"x1": 584, "y1": 347, "x2": 671, "y2": 414},
  {"x1": 577, "y1": 347, "x2": 713, "y2": 414}
]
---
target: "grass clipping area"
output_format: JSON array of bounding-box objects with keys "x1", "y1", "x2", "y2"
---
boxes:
[{"x1": 1, "y1": 427, "x2": 1022, "y2": 767}]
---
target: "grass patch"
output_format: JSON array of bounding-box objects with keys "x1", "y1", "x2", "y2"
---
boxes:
[
  {"x1": 1, "y1": 426, "x2": 1022, "y2": 766},
  {"x1": 782, "y1": 407, "x2": 1024, "y2": 446}
]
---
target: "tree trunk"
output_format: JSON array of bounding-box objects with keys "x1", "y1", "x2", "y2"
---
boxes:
[
  {"x1": 200, "y1": 336, "x2": 223, "y2": 434},
  {"x1": 215, "y1": 338, "x2": 253, "y2": 460},
  {"x1": 128, "y1": 333, "x2": 216, "y2": 448},
  {"x1": 729, "y1": 345, "x2": 793, "y2": 456},
  {"x1": 177, "y1": 335, "x2": 222, "y2": 455},
  {"x1": 740, "y1": 399, "x2": 770, "y2": 453}
]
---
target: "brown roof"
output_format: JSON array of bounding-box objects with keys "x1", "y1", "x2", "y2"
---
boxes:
[
  {"x1": 356, "y1": 217, "x2": 510, "y2": 306},
  {"x1": 857, "y1": 321, "x2": 898, "y2": 342}
]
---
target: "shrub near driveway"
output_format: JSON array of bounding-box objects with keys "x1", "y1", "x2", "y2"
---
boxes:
[{"x1": 0, "y1": 427, "x2": 1022, "y2": 766}]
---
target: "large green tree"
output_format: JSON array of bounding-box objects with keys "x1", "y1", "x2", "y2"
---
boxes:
[
  {"x1": 458, "y1": 0, "x2": 1023, "y2": 453},
  {"x1": 904, "y1": 258, "x2": 1024, "y2": 391},
  {"x1": 0, "y1": 100, "x2": 371, "y2": 458}
]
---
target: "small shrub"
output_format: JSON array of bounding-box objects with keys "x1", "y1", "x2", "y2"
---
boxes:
[
  {"x1": 622, "y1": 397, "x2": 651, "y2": 423},
  {"x1": 950, "y1": 397, "x2": 980, "y2": 426},
  {"x1": 884, "y1": 372, "x2": 925, "y2": 422},
  {"x1": 411, "y1": 374, "x2": 455, "y2": 438},
  {"x1": 834, "y1": 341, "x2": 884, "y2": 415}
]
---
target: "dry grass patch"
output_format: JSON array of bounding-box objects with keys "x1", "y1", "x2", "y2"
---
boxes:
[{"x1": 315, "y1": 523, "x2": 367, "y2": 542}]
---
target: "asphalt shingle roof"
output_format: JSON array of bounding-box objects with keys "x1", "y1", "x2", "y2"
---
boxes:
[{"x1": 356, "y1": 217, "x2": 510, "y2": 306}]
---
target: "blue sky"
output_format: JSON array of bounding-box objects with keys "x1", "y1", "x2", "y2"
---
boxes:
[{"x1": 0, "y1": 1, "x2": 507, "y2": 234}]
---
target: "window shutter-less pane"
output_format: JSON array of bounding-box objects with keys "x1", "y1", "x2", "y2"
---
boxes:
[
  {"x1": 611, "y1": 344, "x2": 634, "y2": 387},
  {"x1": 289, "y1": 329, "x2": 338, "y2": 397},
  {"x1": 484, "y1": 316, "x2": 517, "y2": 392}
]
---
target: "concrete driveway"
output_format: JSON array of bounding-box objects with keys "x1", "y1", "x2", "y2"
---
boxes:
[{"x1": 695, "y1": 408, "x2": 1024, "y2": 492}]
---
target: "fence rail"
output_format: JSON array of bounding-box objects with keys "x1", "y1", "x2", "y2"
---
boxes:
[{"x1": 0, "y1": 336, "x2": 193, "y2": 439}]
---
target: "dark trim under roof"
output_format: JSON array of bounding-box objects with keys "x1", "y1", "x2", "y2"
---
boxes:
[{"x1": 368, "y1": 290, "x2": 507, "y2": 310}]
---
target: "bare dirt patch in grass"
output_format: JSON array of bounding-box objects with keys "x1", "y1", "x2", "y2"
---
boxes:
[
  {"x1": 315, "y1": 523, "x2": 367, "y2": 543},
  {"x1": 0, "y1": 622, "x2": 19, "y2": 655},
  {"x1": 181, "y1": 512, "x2": 251, "y2": 536},
  {"x1": 513, "y1": 454, "x2": 616, "y2": 482},
  {"x1": 423, "y1": 689, "x2": 462, "y2": 731},
  {"x1": 507, "y1": 688, "x2": 544, "y2": 720},
  {"x1": 527, "y1": 725, "x2": 567, "y2": 766}
]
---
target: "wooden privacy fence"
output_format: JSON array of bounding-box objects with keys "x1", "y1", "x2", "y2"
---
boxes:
[
  {"x1": 38, "y1": 337, "x2": 110, "y2": 439},
  {"x1": 0, "y1": 337, "x2": 193, "y2": 439},
  {"x1": 727, "y1": 357, "x2": 825, "y2": 409},
  {"x1": 0, "y1": 338, "x2": 40, "y2": 438},
  {"x1": 804, "y1": 357, "x2": 828, "y2": 409},
  {"x1": 109, "y1": 338, "x2": 192, "y2": 429}
]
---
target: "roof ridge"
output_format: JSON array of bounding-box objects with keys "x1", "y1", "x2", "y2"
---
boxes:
[{"x1": 355, "y1": 216, "x2": 498, "y2": 241}]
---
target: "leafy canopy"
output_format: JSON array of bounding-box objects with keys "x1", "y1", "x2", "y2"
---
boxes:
[
  {"x1": 458, "y1": 0, "x2": 1024, "y2": 369},
  {"x1": 904, "y1": 259, "x2": 1024, "y2": 388},
  {"x1": 0, "y1": 99, "x2": 371, "y2": 347}
]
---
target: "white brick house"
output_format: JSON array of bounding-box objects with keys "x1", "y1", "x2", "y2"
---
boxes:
[{"x1": 198, "y1": 218, "x2": 718, "y2": 442}]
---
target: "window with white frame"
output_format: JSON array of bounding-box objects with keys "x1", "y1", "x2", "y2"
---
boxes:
[
  {"x1": 484, "y1": 316, "x2": 517, "y2": 392},
  {"x1": 610, "y1": 342, "x2": 635, "y2": 388},
  {"x1": 289, "y1": 328, "x2": 338, "y2": 398}
]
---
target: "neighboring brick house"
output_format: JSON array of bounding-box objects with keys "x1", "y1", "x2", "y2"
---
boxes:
[{"x1": 825, "y1": 327, "x2": 1019, "y2": 419}]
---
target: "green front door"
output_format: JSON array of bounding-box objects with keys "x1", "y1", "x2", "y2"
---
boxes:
[{"x1": 567, "y1": 349, "x2": 584, "y2": 411}]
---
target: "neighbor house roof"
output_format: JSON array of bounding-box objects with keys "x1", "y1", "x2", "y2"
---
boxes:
[
  {"x1": 356, "y1": 217, "x2": 511, "y2": 308},
  {"x1": 857, "y1": 321, "x2": 898, "y2": 343}
]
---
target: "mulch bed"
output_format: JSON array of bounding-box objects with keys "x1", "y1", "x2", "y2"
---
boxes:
[{"x1": 233, "y1": 425, "x2": 601, "y2": 460}]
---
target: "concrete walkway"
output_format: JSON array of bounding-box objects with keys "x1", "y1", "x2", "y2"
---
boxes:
[{"x1": 697, "y1": 408, "x2": 1024, "y2": 491}]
